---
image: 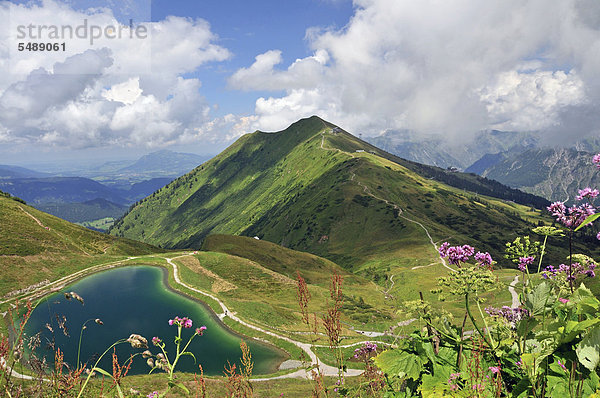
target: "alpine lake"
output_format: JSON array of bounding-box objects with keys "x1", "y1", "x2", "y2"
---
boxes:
[{"x1": 25, "y1": 266, "x2": 288, "y2": 375}]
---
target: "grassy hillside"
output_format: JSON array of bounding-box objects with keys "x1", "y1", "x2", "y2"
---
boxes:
[
  {"x1": 202, "y1": 234, "x2": 348, "y2": 286},
  {"x1": 111, "y1": 116, "x2": 577, "y2": 273},
  {"x1": 0, "y1": 194, "x2": 160, "y2": 296}
]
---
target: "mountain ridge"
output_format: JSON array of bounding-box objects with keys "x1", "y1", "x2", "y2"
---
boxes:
[{"x1": 110, "y1": 116, "x2": 571, "y2": 271}]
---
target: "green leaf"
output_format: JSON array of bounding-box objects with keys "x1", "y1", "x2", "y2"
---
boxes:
[
  {"x1": 168, "y1": 381, "x2": 190, "y2": 394},
  {"x1": 115, "y1": 383, "x2": 125, "y2": 398},
  {"x1": 575, "y1": 213, "x2": 600, "y2": 231},
  {"x1": 577, "y1": 325, "x2": 600, "y2": 371},
  {"x1": 525, "y1": 281, "x2": 554, "y2": 316},
  {"x1": 564, "y1": 319, "x2": 600, "y2": 343},
  {"x1": 92, "y1": 367, "x2": 113, "y2": 378},
  {"x1": 374, "y1": 350, "x2": 424, "y2": 380},
  {"x1": 572, "y1": 283, "x2": 600, "y2": 315}
]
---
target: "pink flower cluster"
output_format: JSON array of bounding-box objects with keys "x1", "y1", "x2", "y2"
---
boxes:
[
  {"x1": 438, "y1": 242, "x2": 475, "y2": 265},
  {"x1": 447, "y1": 372, "x2": 460, "y2": 391},
  {"x1": 542, "y1": 262, "x2": 596, "y2": 280},
  {"x1": 576, "y1": 187, "x2": 600, "y2": 201},
  {"x1": 169, "y1": 316, "x2": 193, "y2": 328},
  {"x1": 439, "y1": 242, "x2": 493, "y2": 268},
  {"x1": 485, "y1": 306, "x2": 530, "y2": 326},
  {"x1": 547, "y1": 201, "x2": 595, "y2": 229},
  {"x1": 195, "y1": 326, "x2": 207, "y2": 336},
  {"x1": 475, "y1": 251, "x2": 493, "y2": 268},
  {"x1": 353, "y1": 341, "x2": 378, "y2": 359},
  {"x1": 518, "y1": 256, "x2": 535, "y2": 272},
  {"x1": 152, "y1": 336, "x2": 162, "y2": 346},
  {"x1": 594, "y1": 153, "x2": 600, "y2": 169}
]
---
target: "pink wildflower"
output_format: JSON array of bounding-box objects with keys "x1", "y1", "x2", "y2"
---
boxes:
[{"x1": 195, "y1": 326, "x2": 207, "y2": 335}]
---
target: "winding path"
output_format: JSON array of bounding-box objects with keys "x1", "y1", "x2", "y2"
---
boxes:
[
  {"x1": 321, "y1": 131, "x2": 455, "y2": 273},
  {"x1": 167, "y1": 256, "x2": 363, "y2": 380},
  {"x1": 508, "y1": 275, "x2": 520, "y2": 308}
]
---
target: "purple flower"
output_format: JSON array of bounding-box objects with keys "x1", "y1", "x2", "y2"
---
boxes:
[
  {"x1": 475, "y1": 251, "x2": 493, "y2": 268},
  {"x1": 489, "y1": 366, "x2": 500, "y2": 374},
  {"x1": 485, "y1": 306, "x2": 530, "y2": 326},
  {"x1": 152, "y1": 336, "x2": 161, "y2": 346},
  {"x1": 547, "y1": 201, "x2": 595, "y2": 229},
  {"x1": 518, "y1": 256, "x2": 535, "y2": 272},
  {"x1": 576, "y1": 187, "x2": 600, "y2": 201},
  {"x1": 168, "y1": 319, "x2": 175, "y2": 326},
  {"x1": 594, "y1": 153, "x2": 600, "y2": 169},
  {"x1": 353, "y1": 341, "x2": 378, "y2": 359},
  {"x1": 195, "y1": 326, "x2": 207, "y2": 335},
  {"x1": 542, "y1": 262, "x2": 596, "y2": 280},
  {"x1": 558, "y1": 298, "x2": 569, "y2": 304},
  {"x1": 183, "y1": 318, "x2": 193, "y2": 328},
  {"x1": 147, "y1": 392, "x2": 159, "y2": 398},
  {"x1": 438, "y1": 242, "x2": 475, "y2": 265}
]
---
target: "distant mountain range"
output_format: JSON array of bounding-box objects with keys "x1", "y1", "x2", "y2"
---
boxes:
[
  {"x1": 367, "y1": 129, "x2": 538, "y2": 169},
  {"x1": 477, "y1": 148, "x2": 600, "y2": 203},
  {"x1": 369, "y1": 129, "x2": 600, "y2": 204},
  {"x1": 0, "y1": 164, "x2": 53, "y2": 179},
  {"x1": 111, "y1": 116, "x2": 573, "y2": 270},
  {"x1": 0, "y1": 150, "x2": 211, "y2": 228}
]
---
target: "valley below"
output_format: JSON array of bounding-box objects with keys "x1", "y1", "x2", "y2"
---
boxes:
[{"x1": 2, "y1": 117, "x2": 600, "y2": 397}]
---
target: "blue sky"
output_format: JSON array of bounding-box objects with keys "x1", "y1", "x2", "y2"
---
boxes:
[
  {"x1": 150, "y1": 0, "x2": 354, "y2": 116},
  {"x1": 0, "y1": 0, "x2": 599, "y2": 168}
]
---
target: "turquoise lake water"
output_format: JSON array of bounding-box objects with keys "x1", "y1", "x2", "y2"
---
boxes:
[{"x1": 25, "y1": 266, "x2": 287, "y2": 375}]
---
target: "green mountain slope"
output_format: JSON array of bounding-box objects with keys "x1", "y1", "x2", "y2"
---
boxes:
[
  {"x1": 0, "y1": 192, "x2": 160, "y2": 296},
  {"x1": 482, "y1": 148, "x2": 600, "y2": 203},
  {"x1": 110, "y1": 116, "x2": 576, "y2": 271}
]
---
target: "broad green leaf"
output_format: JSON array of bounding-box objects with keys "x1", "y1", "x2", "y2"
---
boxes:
[
  {"x1": 374, "y1": 350, "x2": 424, "y2": 380},
  {"x1": 575, "y1": 213, "x2": 600, "y2": 231},
  {"x1": 560, "y1": 319, "x2": 600, "y2": 345},
  {"x1": 546, "y1": 374, "x2": 570, "y2": 398},
  {"x1": 525, "y1": 282, "x2": 554, "y2": 316},
  {"x1": 572, "y1": 283, "x2": 600, "y2": 315},
  {"x1": 420, "y1": 372, "x2": 452, "y2": 397},
  {"x1": 577, "y1": 325, "x2": 600, "y2": 371}
]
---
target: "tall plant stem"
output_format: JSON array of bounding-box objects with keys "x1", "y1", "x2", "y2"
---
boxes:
[
  {"x1": 536, "y1": 235, "x2": 548, "y2": 275},
  {"x1": 569, "y1": 230, "x2": 574, "y2": 293},
  {"x1": 77, "y1": 339, "x2": 125, "y2": 398},
  {"x1": 465, "y1": 293, "x2": 493, "y2": 350},
  {"x1": 476, "y1": 298, "x2": 496, "y2": 349}
]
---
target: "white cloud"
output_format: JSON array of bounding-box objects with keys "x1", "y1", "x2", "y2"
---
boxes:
[
  {"x1": 229, "y1": 49, "x2": 329, "y2": 91},
  {"x1": 479, "y1": 70, "x2": 586, "y2": 131},
  {"x1": 102, "y1": 77, "x2": 142, "y2": 104},
  {"x1": 230, "y1": 0, "x2": 600, "y2": 141},
  {"x1": 0, "y1": 0, "x2": 232, "y2": 149}
]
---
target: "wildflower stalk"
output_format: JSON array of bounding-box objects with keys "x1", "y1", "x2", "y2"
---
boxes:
[
  {"x1": 465, "y1": 293, "x2": 493, "y2": 350},
  {"x1": 77, "y1": 318, "x2": 102, "y2": 368},
  {"x1": 76, "y1": 338, "x2": 127, "y2": 398},
  {"x1": 475, "y1": 298, "x2": 496, "y2": 349},
  {"x1": 536, "y1": 234, "x2": 548, "y2": 275}
]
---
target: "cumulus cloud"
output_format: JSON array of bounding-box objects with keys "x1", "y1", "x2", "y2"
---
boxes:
[
  {"x1": 230, "y1": 0, "x2": 600, "y2": 142},
  {"x1": 0, "y1": 0, "x2": 232, "y2": 149}
]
